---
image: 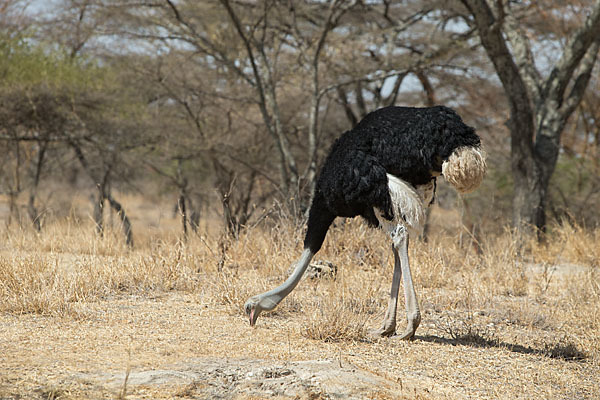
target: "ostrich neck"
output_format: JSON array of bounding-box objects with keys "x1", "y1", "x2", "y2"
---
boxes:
[{"x1": 258, "y1": 248, "x2": 314, "y2": 311}]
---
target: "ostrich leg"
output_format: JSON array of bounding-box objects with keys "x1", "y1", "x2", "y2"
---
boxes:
[
  {"x1": 394, "y1": 225, "x2": 421, "y2": 339},
  {"x1": 369, "y1": 242, "x2": 403, "y2": 337},
  {"x1": 370, "y1": 225, "x2": 421, "y2": 340}
]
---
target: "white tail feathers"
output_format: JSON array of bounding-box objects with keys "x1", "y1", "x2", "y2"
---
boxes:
[{"x1": 376, "y1": 174, "x2": 426, "y2": 236}]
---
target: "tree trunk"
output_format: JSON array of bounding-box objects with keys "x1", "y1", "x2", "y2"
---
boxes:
[
  {"x1": 190, "y1": 208, "x2": 200, "y2": 233},
  {"x1": 106, "y1": 194, "x2": 134, "y2": 247},
  {"x1": 27, "y1": 193, "x2": 41, "y2": 232},
  {"x1": 7, "y1": 191, "x2": 20, "y2": 227},
  {"x1": 511, "y1": 157, "x2": 546, "y2": 234},
  {"x1": 461, "y1": 0, "x2": 600, "y2": 237},
  {"x1": 93, "y1": 188, "x2": 105, "y2": 236},
  {"x1": 27, "y1": 141, "x2": 48, "y2": 232},
  {"x1": 178, "y1": 191, "x2": 188, "y2": 240}
]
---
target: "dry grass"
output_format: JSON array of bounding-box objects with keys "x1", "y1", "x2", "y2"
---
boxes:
[{"x1": 1, "y1": 201, "x2": 599, "y2": 399}]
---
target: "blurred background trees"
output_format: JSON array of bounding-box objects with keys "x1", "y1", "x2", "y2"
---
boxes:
[
  {"x1": 1, "y1": 0, "x2": 599, "y2": 242},
  {"x1": 461, "y1": 0, "x2": 600, "y2": 236}
]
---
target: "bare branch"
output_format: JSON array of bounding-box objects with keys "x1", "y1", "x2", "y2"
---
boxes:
[
  {"x1": 383, "y1": 72, "x2": 407, "y2": 107},
  {"x1": 503, "y1": 2, "x2": 542, "y2": 101},
  {"x1": 542, "y1": 0, "x2": 600, "y2": 105},
  {"x1": 415, "y1": 71, "x2": 436, "y2": 107},
  {"x1": 220, "y1": 0, "x2": 296, "y2": 193},
  {"x1": 560, "y1": 40, "x2": 600, "y2": 118},
  {"x1": 159, "y1": 1, "x2": 256, "y2": 88},
  {"x1": 460, "y1": 0, "x2": 534, "y2": 144}
]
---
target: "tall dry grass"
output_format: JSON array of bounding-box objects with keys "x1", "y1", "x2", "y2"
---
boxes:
[{"x1": 1, "y1": 211, "x2": 598, "y2": 360}]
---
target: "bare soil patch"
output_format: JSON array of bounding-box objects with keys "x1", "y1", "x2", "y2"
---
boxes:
[
  {"x1": 1, "y1": 289, "x2": 598, "y2": 399},
  {"x1": 83, "y1": 357, "x2": 406, "y2": 399}
]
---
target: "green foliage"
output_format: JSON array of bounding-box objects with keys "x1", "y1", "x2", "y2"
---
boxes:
[
  {"x1": 0, "y1": 33, "x2": 155, "y2": 142},
  {"x1": 0, "y1": 34, "x2": 107, "y2": 93}
]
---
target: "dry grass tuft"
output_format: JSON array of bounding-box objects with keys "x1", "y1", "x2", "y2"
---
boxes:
[
  {"x1": 302, "y1": 299, "x2": 368, "y2": 342},
  {"x1": 0, "y1": 230, "x2": 209, "y2": 316},
  {"x1": 1, "y1": 203, "x2": 599, "y2": 398},
  {"x1": 301, "y1": 278, "x2": 373, "y2": 342},
  {"x1": 0, "y1": 253, "x2": 103, "y2": 317},
  {"x1": 434, "y1": 312, "x2": 500, "y2": 346},
  {"x1": 539, "y1": 335, "x2": 588, "y2": 361},
  {"x1": 552, "y1": 221, "x2": 600, "y2": 266}
]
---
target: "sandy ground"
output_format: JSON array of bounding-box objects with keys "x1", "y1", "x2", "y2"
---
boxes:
[
  {"x1": 1, "y1": 206, "x2": 598, "y2": 399},
  {"x1": 1, "y1": 285, "x2": 598, "y2": 399}
]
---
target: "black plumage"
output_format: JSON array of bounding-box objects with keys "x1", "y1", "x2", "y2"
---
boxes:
[
  {"x1": 304, "y1": 105, "x2": 481, "y2": 253},
  {"x1": 244, "y1": 104, "x2": 485, "y2": 335}
]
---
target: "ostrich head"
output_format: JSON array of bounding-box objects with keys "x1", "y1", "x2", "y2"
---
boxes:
[
  {"x1": 431, "y1": 107, "x2": 486, "y2": 193},
  {"x1": 442, "y1": 146, "x2": 487, "y2": 193},
  {"x1": 244, "y1": 294, "x2": 278, "y2": 327},
  {"x1": 244, "y1": 248, "x2": 314, "y2": 327},
  {"x1": 244, "y1": 297, "x2": 262, "y2": 327}
]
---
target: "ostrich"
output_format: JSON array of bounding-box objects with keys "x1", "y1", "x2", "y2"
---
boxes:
[{"x1": 245, "y1": 105, "x2": 486, "y2": 340}]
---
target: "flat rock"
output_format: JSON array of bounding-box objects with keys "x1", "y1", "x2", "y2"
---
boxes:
[{"x1": 82, "y1": 357, "x2": 400, "y2": 399}]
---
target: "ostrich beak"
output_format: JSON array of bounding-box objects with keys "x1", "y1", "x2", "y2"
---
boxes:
[
  {"x1": 249, "y1": 307, "x2": 257, "y2": 327},
  {"x1": 245, "y1": 298, "x2": 261, "y2": 327}
]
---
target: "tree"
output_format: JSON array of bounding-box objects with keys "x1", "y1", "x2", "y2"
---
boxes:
[
  {"x1": 459, "y1": 0, "x2": 600, "y2": 234},
  {"x1": 0, "y1": 34, "x2": 80, "y2": 229},
  {"x1": 97, "y1": 0, "x2": 489, "y2": 235},
  {"x1": 0, "y1": 27, "x2": 151, "y2": 244}
]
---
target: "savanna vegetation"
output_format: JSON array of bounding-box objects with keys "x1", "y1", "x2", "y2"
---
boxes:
[{"x1": 1, "y1": 1, "x2": 599, "y2": 398}]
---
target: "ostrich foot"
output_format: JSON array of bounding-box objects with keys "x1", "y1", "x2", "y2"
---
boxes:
[
  {"x1": 368, "y1": 324, "x2": 396, "y2": 338},
  {"x1": 393, "y1": 314, "x2": 421, "y2": 340},
  {"x1": 393, "y1": 326, "x2": 417, "y2": 340}
]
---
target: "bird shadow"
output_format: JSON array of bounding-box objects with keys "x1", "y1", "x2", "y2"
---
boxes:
[{"x1": 416, "y1": 333, "x2": 587, "y2": 362}]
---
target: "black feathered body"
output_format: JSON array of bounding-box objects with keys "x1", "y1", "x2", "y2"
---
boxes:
[{"x1": 304, "y1": 105, "x2": 481, "y2": 253}]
